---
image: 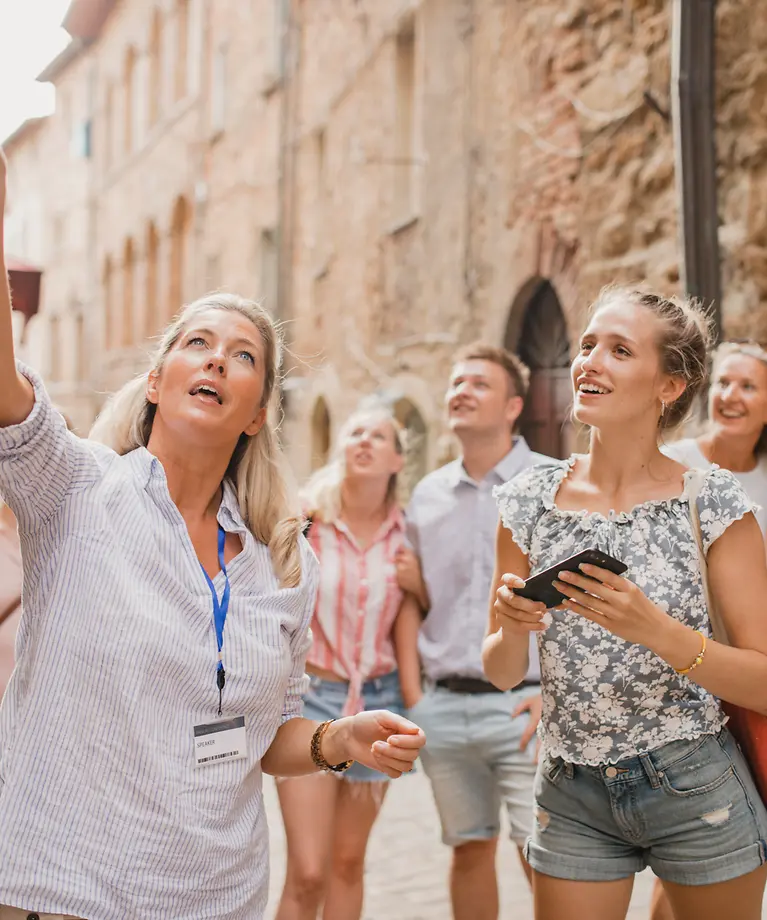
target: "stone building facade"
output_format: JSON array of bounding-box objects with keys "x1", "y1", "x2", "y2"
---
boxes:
[{"x1": 3, "y1": 0, "x2": 766, "y2": 485}]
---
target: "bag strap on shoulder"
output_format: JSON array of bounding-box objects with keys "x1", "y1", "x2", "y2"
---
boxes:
[{"x1": 685, "y1": 468, "x2": 730, "y2": 645}]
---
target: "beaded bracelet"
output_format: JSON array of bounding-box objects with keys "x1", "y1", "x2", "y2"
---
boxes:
[
  {"x1": 674, "y1": 630, "x2": 708, "y2": 676},
  {"x1": 310, "y1": 719, "x2": 353, "y2": 773}
]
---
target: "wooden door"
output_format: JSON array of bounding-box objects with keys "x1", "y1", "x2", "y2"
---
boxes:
[{"x1": 514, "y1": 280, "x2": 573, "y2": 459}]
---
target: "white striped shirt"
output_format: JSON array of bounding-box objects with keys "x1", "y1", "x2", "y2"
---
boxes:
[{"x1": 0, "y1": 364, "x2": 318, "y2": 920}]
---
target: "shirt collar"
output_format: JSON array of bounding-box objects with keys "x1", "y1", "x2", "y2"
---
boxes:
[
  {"x1": 331, "y1": 503, "x2": 404, "y2": 545},
  {"x1": 129, "y1": 446, "x2": 248, "y2": 535},
  {"x1": 449, "y1": 437, "x2": 534, "y2": 488}
]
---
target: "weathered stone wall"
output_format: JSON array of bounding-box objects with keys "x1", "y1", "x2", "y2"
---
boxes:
[
  {"x1": 716, "y1": 0, "x2": 767, "y2": 341},
  {"x1": 4, "y1": 0, "x2": 765, "y2": 469},
  {"x1": 284, "y1": 0, "x2": 767, "y2": 476},
  {"x1": 283, "y1": 0, "x2": 683, "y2": 476}
]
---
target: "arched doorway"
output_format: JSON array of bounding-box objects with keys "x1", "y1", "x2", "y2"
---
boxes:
[
  {"x1": 169, "y1": 196, "x2": 191, "y2": 319},
  {"x1": 394, "y1": 397, "x2": 427, "y2": 500},
  {"x1": 505, "y1": 278, "x2": 572, "y2": 459},
  {"x1": 310, "y1": 397, "x2": 331, "y2": 471}
]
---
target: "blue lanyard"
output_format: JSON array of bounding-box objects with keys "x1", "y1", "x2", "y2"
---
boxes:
[{"x1": 200, "y1": 525, "x2": 231, "y2": 715}]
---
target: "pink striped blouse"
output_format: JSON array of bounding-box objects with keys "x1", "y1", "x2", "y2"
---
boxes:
[{"x1": 305, "y1": 507, "x2": 405, "y2": 715}]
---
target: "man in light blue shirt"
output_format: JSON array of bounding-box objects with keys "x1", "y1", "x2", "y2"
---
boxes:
[{"x1": 397, "y1": 343, "x2": 555, "y2": 920}]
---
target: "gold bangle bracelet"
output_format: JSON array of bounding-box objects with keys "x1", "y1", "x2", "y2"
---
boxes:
[
  {"x1": 674, "y1": 630, "x2": 708, "y2": 676},
  {"x1": 310, "y1": 719, "x2": 353, "y2": 773}
]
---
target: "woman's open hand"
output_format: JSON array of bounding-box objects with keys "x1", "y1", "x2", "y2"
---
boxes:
[
  {"x1": 331, "y1": 710, "x2": 425, "y2": 779},
  {"x1": 553, "y1": 564, "x2": 670, "y2": 648}
]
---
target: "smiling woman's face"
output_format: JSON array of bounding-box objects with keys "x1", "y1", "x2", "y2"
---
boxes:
[
  {"x1": 571, "y1": 301, "x2": 684, "y2": 431},
  {"x1": 146, "y1": 308, "x2": 267, "y2": 450},
  {"x1": 709, "y1": 352, "x2": 767, "y2": 444}
]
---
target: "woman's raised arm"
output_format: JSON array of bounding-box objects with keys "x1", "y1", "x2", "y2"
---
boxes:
[{"x1": 0, "y1": 148, "x2": 35, "y2": 428}]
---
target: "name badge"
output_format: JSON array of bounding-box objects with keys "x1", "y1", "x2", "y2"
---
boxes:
[{"x1": 193, "y1": 715, "x2": 247, "y2": 767}]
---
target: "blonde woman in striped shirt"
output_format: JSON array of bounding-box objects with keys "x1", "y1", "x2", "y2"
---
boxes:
[
  {"x1": 0, "y1": 143, "x2": 424, "y2": 920},
  {"x1": 276, "y1": 405, "x2": 422, "y2": 920}
]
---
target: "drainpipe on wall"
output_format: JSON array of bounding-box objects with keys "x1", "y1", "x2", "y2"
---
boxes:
[
  {"x1": 670, "y1": 0, "x2": 722, "y2": 341},
  {"x1": 276, "y1": 0, "x2": 299, "y2": 327}
]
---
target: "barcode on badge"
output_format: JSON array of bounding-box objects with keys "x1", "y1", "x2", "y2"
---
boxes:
[{"x1": 198, "y1": 750, "x2": 239, "y2": 764}]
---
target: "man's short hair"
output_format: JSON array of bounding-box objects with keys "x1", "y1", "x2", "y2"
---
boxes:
[{"x1": 451, "y1": 342, "x2": 531, "y2": 400}]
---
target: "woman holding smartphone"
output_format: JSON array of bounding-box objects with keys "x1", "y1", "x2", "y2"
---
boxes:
[{"x1": 483, "y1": 287, "x2": 767, "y2": 920}]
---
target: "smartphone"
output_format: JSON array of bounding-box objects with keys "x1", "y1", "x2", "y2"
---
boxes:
[{"x1": 513, "y1": 548, "x2": 628, "y2": 609}]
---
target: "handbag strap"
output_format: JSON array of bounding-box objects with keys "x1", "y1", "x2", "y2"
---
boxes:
[{"x1": 686, "y1": 468, "x2": 730, "y2": 646}]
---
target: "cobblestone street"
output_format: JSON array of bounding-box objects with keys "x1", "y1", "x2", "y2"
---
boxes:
[{"x1": 264, "y1": 769, "x2": 657, "y2": 920}]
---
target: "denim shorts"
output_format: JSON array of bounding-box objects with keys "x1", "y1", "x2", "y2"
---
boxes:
[
  {"x1": 528, "y1": 729, "x2": 767, "y2": 885},
  {"x1": 407, "y1": 684, "x2": 539, "y2": 846},
  {"x1": 302, "y1": 670, "x2": 403, "y2": 783}
]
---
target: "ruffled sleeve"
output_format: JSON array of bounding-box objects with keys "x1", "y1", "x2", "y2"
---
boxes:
[
  {"x1": 695, "y1": 466, "x2": 759, "y2": 554},
  {"x1": 493, "y1": 461, "x2": 567, "y2": 555}
]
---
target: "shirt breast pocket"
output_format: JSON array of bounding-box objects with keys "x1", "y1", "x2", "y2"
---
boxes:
[{"x1": 225, "y1": 598, "x2": 295, "y2": 716}]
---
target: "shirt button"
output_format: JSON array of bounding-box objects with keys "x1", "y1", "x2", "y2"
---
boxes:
[
  {"x1": 605, "y1": 766, "x2": 618, "y2": 779},
  {"x1": 27, "y1": 914, "x2": 41, "y2": 920}
]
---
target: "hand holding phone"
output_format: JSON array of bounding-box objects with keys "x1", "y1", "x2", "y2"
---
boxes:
[{"x1": 513, "y1": 548, "x2": 627, "y2": 609}]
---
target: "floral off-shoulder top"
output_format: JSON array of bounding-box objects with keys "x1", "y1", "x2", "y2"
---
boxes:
[{"x1": 494, "y1": 458, "x2": 757, "y2": 766}]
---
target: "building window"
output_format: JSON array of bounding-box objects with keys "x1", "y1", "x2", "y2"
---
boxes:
[
  {"x1": 310, "y1": 397, "x2": 331, "y2": 471},
  {"x1": 145, "y1": 221, "x2": 159, "y2": 338},
  {"x1": 260, "y1": 228, "x2": 278, "y2": 314},
  {"x1": 393, "y1": 17, "x2": 418, "y2": 223},
  {"x1": 205, "y1": 253, "x2": 221, "y2": 289},
  {"x1": 270, "y1": 0, "x2": 288, "y2": 82},
  {"x1": 394, "y1": 397, "x2": 427, "y2": 500},
  {"x1": 51, "y1": 214, "x2": 64, "y2": 260},
  {"x1": 313, "y1": 128, "x2": 327, "y2": 264},
  {"x1": 169, "y1": 196, "x2": 190, "y2": 318},
  {"x1": 122, "y1": 237, "x2": 135, "y2": 347},
  {"x1": 124, "y1": 46, "x2": 137, "y2": 154},
  {"x1": 175, "y1": 0, "x2": 190, "y2": 101},
  {"x1": 72, "y1": 120, "x2": 93, "y2": 159},
  {"x1": 59, "y1": 91, "x2": 72, "y2": 155},
  {"x1": 103, "y1": 256, "x2": 114, "y2": 348},
  {"x1": 149, "y1": 8, "x2": 163, "y2": 126},
  {"x1": 210, "y1": 42, "x2": 228, "y2": 136}
]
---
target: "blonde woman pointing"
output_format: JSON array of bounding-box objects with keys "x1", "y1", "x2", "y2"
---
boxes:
[{"x1": 0, "y1": 149, "x2": 424, "y2": 920}]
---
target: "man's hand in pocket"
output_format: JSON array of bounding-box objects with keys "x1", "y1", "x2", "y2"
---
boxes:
[{"x1": 512, "y1": 692, "x2": 542, "y2": 761}]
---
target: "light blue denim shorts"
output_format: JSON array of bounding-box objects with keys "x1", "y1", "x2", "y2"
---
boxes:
[
  {"x1": 528, "y1": 729, "x2": 767, "y2": 885},
  {"x1": 407, "y1": 684, "x2": 539, "y2": 846},
  {"x1": 302, "y1": 670, "x2": 403, "y2": 783}
]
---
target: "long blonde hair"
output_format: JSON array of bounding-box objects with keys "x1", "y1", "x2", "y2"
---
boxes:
[
  {"x1": 301, "y1": 405, "x2": 405, "y2": 523},
  {"x1": 89, "y1": 293, "x2": 302, "y2": 587}
]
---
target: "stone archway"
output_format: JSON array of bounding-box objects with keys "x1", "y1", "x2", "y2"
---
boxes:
[
  {"x1": 310, "y1": 397, "x2": 331, "y2": 471},
  {"x1": 505, "y1": 278, "x2": 573, "y2": 459},
  {"x1": 393, "y1": 397, "x2": 427, "y2": 501}
]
